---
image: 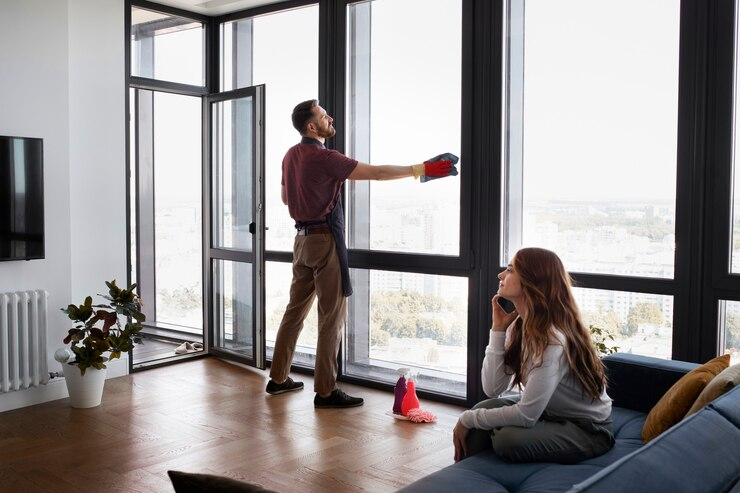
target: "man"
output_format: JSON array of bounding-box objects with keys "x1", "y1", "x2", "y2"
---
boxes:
[{"x1": 266, "y1": 99, "x2": 457, "y2": 408}]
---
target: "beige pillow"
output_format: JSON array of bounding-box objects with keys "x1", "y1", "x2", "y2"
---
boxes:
[
  {"x1": 685, "y1": 362, "x2": 740, "y2": 416},
  {"x1": 641, "y1": 354, "x2": 730, "y2": 444}
]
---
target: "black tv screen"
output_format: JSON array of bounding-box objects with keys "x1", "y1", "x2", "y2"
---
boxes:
[{"x1": 0, "y1": 136, "x2": 45, "y2": 261}]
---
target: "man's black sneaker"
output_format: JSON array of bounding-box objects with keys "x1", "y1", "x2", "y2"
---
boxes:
[
  {"x1": 266, "y1": 377, "x2": 304, "y2": 395},
  {"x1": 314, "y1": 389, "x2": 364, "y2": 408}
]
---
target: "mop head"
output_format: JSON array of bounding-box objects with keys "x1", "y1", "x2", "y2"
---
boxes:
[{"x1": 406, "y1": 408, "x2": 437, "y2": 423}]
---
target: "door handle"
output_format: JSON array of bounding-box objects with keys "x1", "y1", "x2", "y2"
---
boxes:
[{"x1": 248, "y1": 223, "x2": 268, "y2": 234}]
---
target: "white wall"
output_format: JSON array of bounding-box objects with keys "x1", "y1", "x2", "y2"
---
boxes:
[{"x1": 0, "y1": 0, "x2": 126, "y2": 412}]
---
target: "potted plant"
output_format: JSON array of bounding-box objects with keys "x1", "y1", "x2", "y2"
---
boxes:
[
  {"x1": 590, "y1": 324, "x2": 619, "y2": 357},
  {"x1": 57, "y1": 280, "x2": 145, "y2": 407}
]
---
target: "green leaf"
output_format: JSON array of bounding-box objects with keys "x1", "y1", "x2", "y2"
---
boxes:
[
  {"x1": 61, "y1": 280, "x2": 146, "y2": 373},
  {"x1": 61, "y1": 296, "x2": 94, "y2": 322},
  {"x1": 590, "y1": 324, "x2": 619, "y2": 357}
]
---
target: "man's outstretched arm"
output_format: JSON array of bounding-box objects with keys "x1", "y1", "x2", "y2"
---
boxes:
[{"x1": 348, "y1": 159, "x2": 453, "y2": 181}]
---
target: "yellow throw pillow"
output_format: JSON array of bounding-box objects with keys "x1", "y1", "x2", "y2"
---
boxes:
[
  {"x1": 641, "y1": 354, "x2": 730, "y2": 444},
  {"x1": 685, "y1": 362, "x2": 740, "y2": 417}
]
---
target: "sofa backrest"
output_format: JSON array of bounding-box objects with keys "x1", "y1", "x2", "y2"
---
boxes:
[
  {"x1": 568, "y1": 384, "x2": 740, "y2": 493},
  {"x1": 603, "y1": 353, "x2": 698, "y2": 413}
]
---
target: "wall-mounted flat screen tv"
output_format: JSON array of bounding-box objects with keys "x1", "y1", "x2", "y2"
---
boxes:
[{"x1": 0, "y1": 136, "x2": 45, "y2": 261}]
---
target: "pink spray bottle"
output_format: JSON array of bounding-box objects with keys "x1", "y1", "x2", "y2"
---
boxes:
[
  {"x1": 393, "y1": 367, "x2": 409, "y2": 415},
  {"x1": 401, "y1": 372, "x2": 420, "y2": 416}
]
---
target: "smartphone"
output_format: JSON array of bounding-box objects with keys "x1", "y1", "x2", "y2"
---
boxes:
[{"x1": 497, "y1": 296, "x2": 516, "y2": 314}]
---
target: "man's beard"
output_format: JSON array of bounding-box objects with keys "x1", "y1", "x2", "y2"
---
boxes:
[{"x1": 317, "y1": 125, "x2": 336, "y2": 139}]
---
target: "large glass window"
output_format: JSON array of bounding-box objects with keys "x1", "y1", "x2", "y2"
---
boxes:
[
  {"x1": 213, "y1": 259, "x2": 253, "y2": 354},
  {"x1": 222, "y1": 6, "x2": 319, "y2": 253},
  {"x1": 154, "y1": 93, "x2": 203, "y2": 329},
  {"x1": 722, "y1": 3, "x2": 740, "y2": 366},
  {"x1": 129, "y1": 3, "x2": 208, "y2": 368},
  {"x1": 131, "y1": 7, "x2": 205, "y2": 86},
  {"x1": 504, "y1": 0, "x2": 680, "y2": 278},
  {"x1": 346, "y1": 269, "x2": 468, "y2": 397},
  {"x1": 211, "y1": 96, "x2": 254, "y2": 252},
  {"x1": 576, "y1": 287, "x2": 673, "y2": 360},
  {"x1": 346, "y1": 0, "x2": 462, "y2": 256},
  {"x1": 342, "y1": 0, "x2": 465, "y2": 395},
  {"x1": 222, "y1": 5, "x2": 320, "y2": 369},
  {"x1": 720, "y1": 300, "x2": 740, "y2": 365},
  {"x1": 133, "y1": 91, "x2": 203, "y2": 332},
  {"x1": 732, "y1": 0, "x2": 740, "y2": 274},
  {"x1": 265, "y1": 261, "x2": 318, "y2": 366}
]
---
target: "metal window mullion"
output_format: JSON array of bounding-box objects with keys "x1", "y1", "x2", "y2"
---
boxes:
[
  {"x1": 502, "y1": 0, "x2": 524, "y2": 264},
  {"x1": 136, "y1": 89, "x2": 157, "y2": 325},
  {"x1": 345, "y1": 1, "x2": 373, "y2": 378}
]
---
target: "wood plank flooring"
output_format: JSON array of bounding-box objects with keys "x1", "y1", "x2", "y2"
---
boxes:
[{"x1": 0, "y1": 357, "x2": 463, "y2": 493}]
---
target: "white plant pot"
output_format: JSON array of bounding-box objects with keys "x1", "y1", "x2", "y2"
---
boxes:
[{"x1": 62, "y1": 364, "x2": 107, "y2": 408}]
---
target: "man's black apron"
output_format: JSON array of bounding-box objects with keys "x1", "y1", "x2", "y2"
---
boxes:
[
  {"x1": 292, "y1": 137, "x2": 352, "y2": 297},
  {"x1": 327, "y1": 195, "x2": 352, "y2": 297}
]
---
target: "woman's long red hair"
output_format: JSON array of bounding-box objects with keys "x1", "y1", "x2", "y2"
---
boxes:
[{"x1": 503, "y1": 247, "x2": 606, "y2": 401}]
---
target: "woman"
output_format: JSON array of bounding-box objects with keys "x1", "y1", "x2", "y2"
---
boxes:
[{"x1": 452, "y1": 247, "x2": 614, "y2": 464}]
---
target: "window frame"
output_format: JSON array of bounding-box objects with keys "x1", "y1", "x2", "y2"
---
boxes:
[
  {"x1": 325, "y1": 0, "x2": 477, "y2": 403},
  {"x1": 125, "y1": 0, "x2": 740, "y2": 407},
  {"x1": 703, "y1": 0, "x2": 739, "y2": 359},
  {"x1": 126, "y1": 1, "x2": 211, "y2": 366}
]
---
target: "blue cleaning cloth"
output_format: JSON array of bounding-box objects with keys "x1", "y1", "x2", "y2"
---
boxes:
[{"x1": 421, "y1": 152, "x2": 460, "y2": 182}]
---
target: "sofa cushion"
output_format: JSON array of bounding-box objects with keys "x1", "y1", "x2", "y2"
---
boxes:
[
  {"x1": 397, "y1": 406, "x2": 647, "y2": 493},
  {"x1": 395, "y1": 450, "x2": 604, "y2": 493},
  {"x1": 711, "y1": 383, "x2": 740, "y2": 428},
  {"x1": 641, "y1": 354, "x2": 729, "y2": 443},
  {"x1": 569, "y1": 386, "x2": 740, "y2": 493},
  {"x1": 686, "y1": 362, "x2": 740, "y2": 416}
]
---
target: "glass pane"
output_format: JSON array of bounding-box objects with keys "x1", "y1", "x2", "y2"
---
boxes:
[
  {"x1": 221, "y1": 6, "x2": 319, "y2": 252},
  {"x1": 720, "y1": 301, "x2": 740, "y2": 365},
  {"x1": 153, "y1": 92, "x2": 203, "y2": 330},
  {"x1": 265, "y1": 260, "x2": 318, "y2": 367},
  {"x1": 345, "y1": 269, "x2": 468, "y2": 398},
  {"x1": 732, "y1": 1, "x2": 740, "y2": 273},
  {"x1": 129, "y1": 89, "x2": 138, "y2": 290},
  {"x1": 504, "y1": 0, "x2": 680, "y2": 278},
  {"x1": 131, "y1": 6, "x2": 205, "y2": 86},
  {"x1": 346, "y1": 0, "x2": 462, "y2": 255},
  {"x1": 213, "y1": 259, "x2": 254, "y2": 356},
  {"x1": 575, "y1": 287, "x2": 673, "y2": 360},
  {"x1": 212, "y1": 96, "x2": 254, "y2": 251}
]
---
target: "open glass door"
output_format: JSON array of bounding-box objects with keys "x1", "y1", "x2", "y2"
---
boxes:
[{"x1": 207, "y1": 85, "x2": 266, "y2": 368}]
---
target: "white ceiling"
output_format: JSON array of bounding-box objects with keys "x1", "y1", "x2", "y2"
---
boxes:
[{"x1": 147, "y1": 0, "x2": 285, "y2": 16}]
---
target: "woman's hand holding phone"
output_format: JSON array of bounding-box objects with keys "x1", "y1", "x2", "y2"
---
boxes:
[{"x1": 492, "y1": 295, "x2": 517, "y2": 332}]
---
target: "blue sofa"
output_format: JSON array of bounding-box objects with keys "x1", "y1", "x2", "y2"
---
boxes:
[{"x1": 397, "y1": 352, "x2": 740, "y2": 493}]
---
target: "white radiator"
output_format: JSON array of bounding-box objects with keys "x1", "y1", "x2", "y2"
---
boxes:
[{"x1": 0, "y1": 290, "x2": 49, "y2": 393}]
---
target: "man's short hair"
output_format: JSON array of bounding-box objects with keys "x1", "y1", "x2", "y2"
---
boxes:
[{"x1": 292, "y1": 99, "x2": 318, "y2": 134}]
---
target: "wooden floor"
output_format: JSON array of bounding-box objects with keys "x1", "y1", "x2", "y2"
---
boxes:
[{"x1": 0, "y1": 357, "x2": 463, "y2": 493}]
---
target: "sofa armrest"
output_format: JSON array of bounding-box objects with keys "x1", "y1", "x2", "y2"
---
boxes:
[{"x1": 603, "y1": 353, "x2": 698, "y2": 413}]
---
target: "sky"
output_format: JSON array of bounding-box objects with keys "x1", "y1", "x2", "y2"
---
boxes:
[
  {"x1": 521, "y1": 0, "x2": 681, "y2": 202},
  {"x1": 136, "y1": 0, "x2": 683, "y2": 212}
]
